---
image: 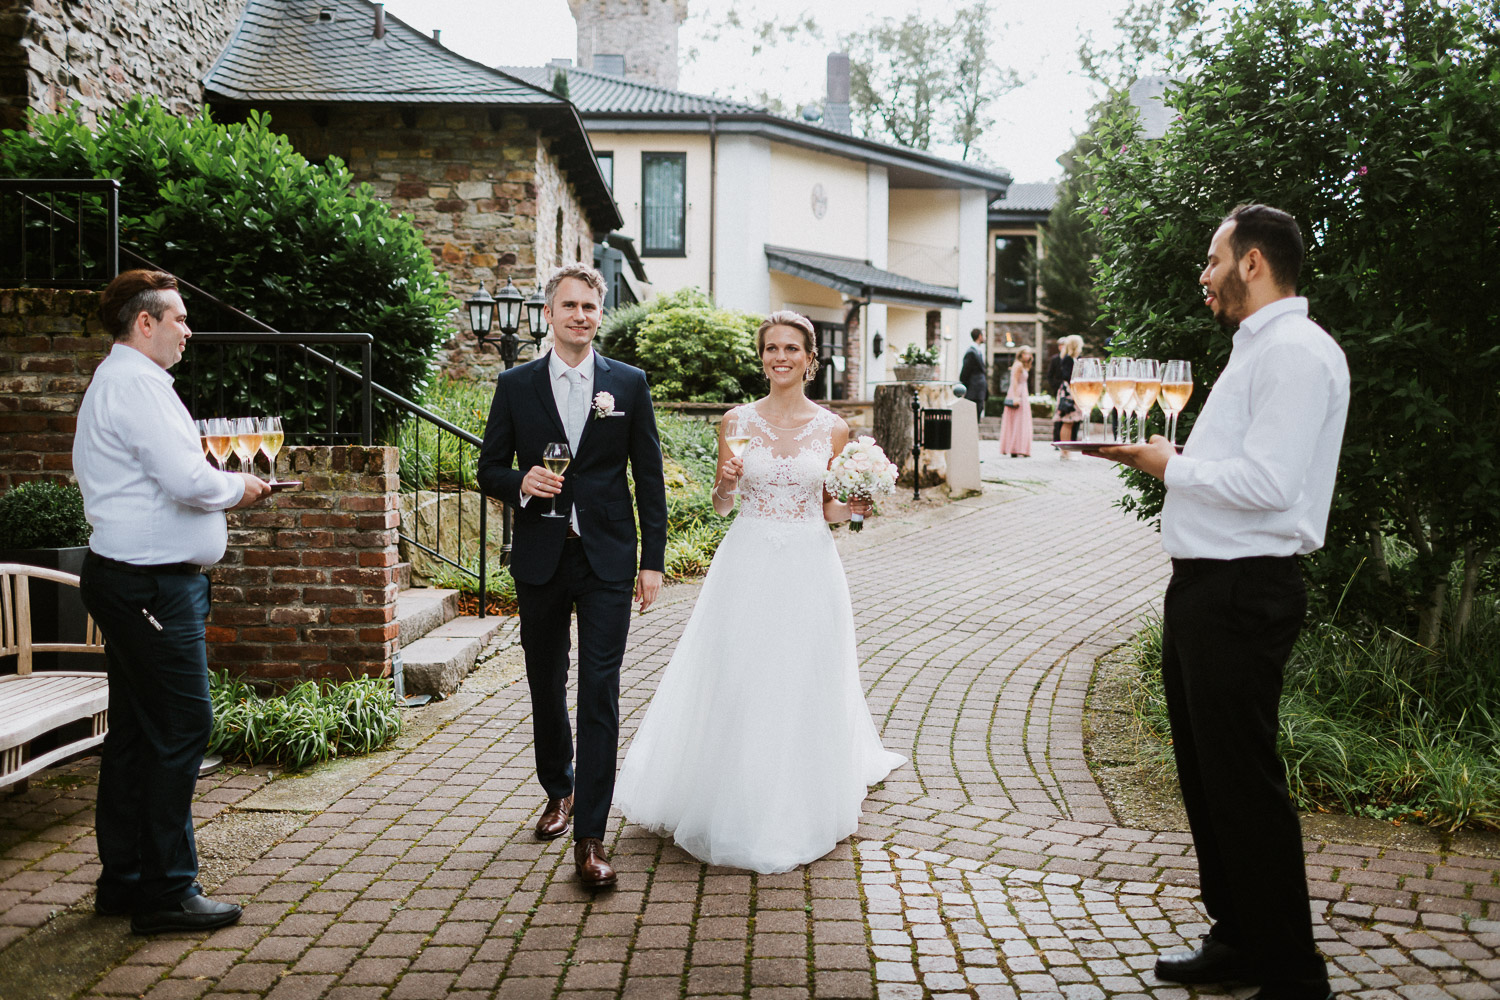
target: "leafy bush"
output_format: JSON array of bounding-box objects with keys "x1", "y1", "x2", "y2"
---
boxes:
[
  {"x1": 0, "y1": 97, "x2": 451, "y2": 436},
  {"x1": 598, "y1": 287, "x2": 761, "y2": 402},
  {"x1": 0, "y1": 481, "x2": 90, "y2": 549},
  {"x1": 655, "y1": 414, "x2": 736, "y2": 578},
  {"x1": 208, "y1": 671, "x2": 402, "y2": 770},
  {"x1": 1084, "y1": 0, "x2": 1500, "y2": 646}
]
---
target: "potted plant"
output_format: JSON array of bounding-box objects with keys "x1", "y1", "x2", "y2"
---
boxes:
[
  {"x1": 893, "y1": 343, "x2": 941, "y2": 382},
  {"x1": 0, "y1": 480, "x2": 92, "y2": 671}
]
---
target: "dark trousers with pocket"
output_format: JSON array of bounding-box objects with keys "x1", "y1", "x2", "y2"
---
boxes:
[
  {"x1": 79, "y1": 554, "x2": 213, "y2": 911},
  {"x1": 515, "y1": 538, "x2": 634, "y2": 842},
  {"x1": 1161, "y1": 555, "x2": 1328, "y2": 988}
]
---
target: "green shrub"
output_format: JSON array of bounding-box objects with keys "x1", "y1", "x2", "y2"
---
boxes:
[
  {"x1": 0, "y1": 97, "x2": 451, "y2": 436},
  {"x1": 0, "y1": 481, "x2": 90, "y2": 549},
  {"x1": 598, "y1": 287, "x2": 761, "y2": 402},
  {"x1": 391, "y1": 377, "x2": 490, "y2": 493},
  {"x1": 208, "y1": 671, "x2": 401, "y2": 771}
]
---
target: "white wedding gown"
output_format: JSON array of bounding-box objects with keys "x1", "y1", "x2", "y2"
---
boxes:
[{"x1": 615, "y1": 402, "x2": 905, "y2": 873}]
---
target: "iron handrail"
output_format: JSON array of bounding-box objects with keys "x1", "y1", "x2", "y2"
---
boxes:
[{"x1": 0, "y1": 178, "x2": 119, "y2": 286}]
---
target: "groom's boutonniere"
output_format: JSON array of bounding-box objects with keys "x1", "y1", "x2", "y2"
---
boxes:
[{"x1": 593, "y1": 391, "x2": 619, "y2": 419}]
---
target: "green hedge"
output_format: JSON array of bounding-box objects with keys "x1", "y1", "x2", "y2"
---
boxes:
[
  {"x1": 598, "y1": 288, "x2": 761, "y2": 402},
  {"x1": 0, "y1": 481, "x2": 90, "y2": 549}
]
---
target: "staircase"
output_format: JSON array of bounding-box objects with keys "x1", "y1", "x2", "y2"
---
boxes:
[{"x1": 394, "y1": 580, "x2": 506, "y2": 698}]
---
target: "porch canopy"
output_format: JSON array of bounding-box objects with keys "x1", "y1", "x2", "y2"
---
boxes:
[{"x1": 764, "y1": 245, "x2": 968, "y2": 310}]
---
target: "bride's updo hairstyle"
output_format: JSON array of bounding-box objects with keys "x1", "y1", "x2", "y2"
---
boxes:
[{"x1": 757, "y1": 310, "x2": 819, "y2": 382}]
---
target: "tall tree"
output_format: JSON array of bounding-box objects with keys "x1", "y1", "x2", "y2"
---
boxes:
[{"x1": 1078, "y1": 0, "x2": 1209, "y2": 91}]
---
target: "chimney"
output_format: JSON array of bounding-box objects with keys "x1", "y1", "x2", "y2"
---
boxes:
[
  {"x1": 825, "y1": 52, "x2": 852, "y2": 134},
  {"x1": 432, "y1": 29, "x2": 441, "y2": 44},
  {"x1": 372, "y1": 3, "x2": 386, "y2": 39}
]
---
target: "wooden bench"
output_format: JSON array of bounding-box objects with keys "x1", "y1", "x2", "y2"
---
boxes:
[{"x1": 0, "y1": 563, "x2": 108, "y2": 791}]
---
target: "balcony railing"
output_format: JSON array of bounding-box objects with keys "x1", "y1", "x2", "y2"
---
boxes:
[{"x1": 0, "y1": 179, "x2": 119, "y2": 288}]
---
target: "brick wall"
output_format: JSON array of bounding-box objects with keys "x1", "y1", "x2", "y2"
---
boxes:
[
  {"x1": 0, "y1": 288, "x2": 107, "y2": 489},
  {"x1": 0, "y1": 0, "x2": 249, "y2": 132},
  {"x1": 209, "y1": 446, "x2": 399, "y2": 687}
]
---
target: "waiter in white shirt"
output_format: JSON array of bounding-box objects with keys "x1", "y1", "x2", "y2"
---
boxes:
[
  {"x1": 73, "y1": 269, "x2": 270, "y2": 935},
  {"x1": 1090, "y1": 205, "x2": 1347, "y2": 1000}
]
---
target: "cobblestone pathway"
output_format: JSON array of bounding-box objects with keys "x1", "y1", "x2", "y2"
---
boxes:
[{"x1": 1, "y1": 446, "x2": 1498, "y2": 998}]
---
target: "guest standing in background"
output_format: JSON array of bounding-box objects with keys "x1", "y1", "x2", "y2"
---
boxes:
[
  {"x1": 958, "y1": 328, "x2": 987, "y2": 422},
  {"x1": 997, "y1": 346, "x2": 1034, "y2": 457},
  {"x1": 1052, "y1": 335, "x2": 1084, "y2": 456}
]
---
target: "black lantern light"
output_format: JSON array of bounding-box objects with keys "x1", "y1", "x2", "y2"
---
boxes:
[
  {"x1": 468, "y1": 278, "x2": 527, "y2": 367},
  {"x1": 466, "y1": 284, "x2": 495, "y2": 340},
  {"x1": 525, "y1": 286, "x2": 548, "y2": 346},
  {"x1": 871, "y1": 331, "x2": 884, "y2": 359},
  {"x1": 494, "y1": 277, "x2": 524, "y2": 338}
]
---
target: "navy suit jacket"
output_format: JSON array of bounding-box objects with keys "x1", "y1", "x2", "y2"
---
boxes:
[{"x1": 477, "y1": 352, "x2": 668, "y2": 587}]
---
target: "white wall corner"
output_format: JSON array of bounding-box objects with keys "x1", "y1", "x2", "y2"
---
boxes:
[
  {"x1": 866, "y1": 165, "x2": 889, "y2": 269},
  {"x1": 957, "y1": 187, "x2": 988, "y2": 356},
  {"x1": 713, "y1": 134, "x2": 772, "y2": 312}
]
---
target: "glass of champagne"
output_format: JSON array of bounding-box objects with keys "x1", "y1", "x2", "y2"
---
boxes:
[
  {"x1": 232, "y1": 417, "x2": 261, "y2": 475},
  {"x1": 205, "y1": 418, "x2": 233, "y2": 470},
  {"x1": 1068, "y1": 358, "x2": 1104, "y2": 443},
  {"x1": 722, "y1": 411, "x2": 751, "y2": 495},
  {"x1": 1159, "y1": 360, "x2": 1194, "y2": 446},
  {"x1": 196, "y1": 419, "x2": 214, "y2": 465},
  {"x1": 1104, "y1": 357, "x2": 1137, "y2": 444},
  {"x1": 258, "y1": 415, "x2": 285, "y2": 485},
  {"x1": 1132, "y1": 359, "x2": 1161, "y2": 444},
  {"x1": 541, "y1": 442, "x2": 571, "y2": 519}
]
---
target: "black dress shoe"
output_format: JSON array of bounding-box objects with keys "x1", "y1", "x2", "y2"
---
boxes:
[
  {"x1": 1155, "y1": 936, "x2": 1255, "y2": 984},
  {"x1": 130, "y1": 892, "x2": 243, "y2": 935}
]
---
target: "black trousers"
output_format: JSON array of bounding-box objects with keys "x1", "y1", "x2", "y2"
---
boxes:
[
  {"x1": 78, "y1": 554, "x2": 213, "y2": 911},
  {"x1": 514, "y1": 538, "x2": 634, "y2": 841},
  {"x1": 1162, "y1": 556, "x2": 1327, "y2": 987}
]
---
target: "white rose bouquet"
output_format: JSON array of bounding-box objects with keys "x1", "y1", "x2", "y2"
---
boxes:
[{"x1": 824, "y1": 437, "x2": 898, "y2": 532}]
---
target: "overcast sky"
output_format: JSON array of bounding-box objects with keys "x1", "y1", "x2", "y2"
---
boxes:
[{"x1": 381, "y1": 0, "x2": 1138, "y2": 182}]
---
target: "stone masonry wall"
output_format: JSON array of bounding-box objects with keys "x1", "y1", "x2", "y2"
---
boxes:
[
  {"x1": 0, "y1": 0, "x2": 249, "y2": 132},
  {"x1": 0, "y1": 287, "x2": 106, "y2": 490},
  {"x1": 264, "y1": 105, "x2": 592, "y2": 383},
  {"x1": 568, "y1": 0, "x2": 687, "y2": 89},
  {"x1": 209, "y1": 446, "x2": 400, "y2": 687}
]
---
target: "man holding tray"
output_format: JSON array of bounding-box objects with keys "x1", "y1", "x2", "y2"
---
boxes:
[{"x1": 1087, "y1": 204, "x2": 1348, "y2": 1000}]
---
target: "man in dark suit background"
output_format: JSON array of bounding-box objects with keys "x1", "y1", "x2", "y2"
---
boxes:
[
  {"x1": 958, "y1": 328, "x2": 987, "y2": 421},
  {"x1": 478, "y1": 263, "x2": 667, "y2": 888}
]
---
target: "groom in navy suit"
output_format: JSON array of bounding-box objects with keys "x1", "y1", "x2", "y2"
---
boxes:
[{"x1": 477, "y1": 263, "x2": 667, "y2": 888}]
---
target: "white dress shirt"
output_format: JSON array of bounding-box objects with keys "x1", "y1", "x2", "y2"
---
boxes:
[
  {"x1": 1162, "y1": 297, "x2": 1349, "y2": 559},
  {"x1": 517, "y1": 349, "x2": 593, "y2": 532},
  {"x1": 73, "y1": 343, "x2": 245, "y2": 566}
]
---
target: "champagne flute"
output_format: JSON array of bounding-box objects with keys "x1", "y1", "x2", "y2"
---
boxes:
[
  {"x1": 258, "y1": 415, "x2": 285, "y2": 485},
  {"x1": 722, "y1": 412, "x2": 751, "y2": 495},
  {"x1": 1104, "y1": 357, "x2": 1137, "y2": 444},
  {"x1": 232, "y1": 417, "x2": 261, "y2": 475},
  {"x1": 1159, "y1": 360, "x2": 1194, "y2": 446},
  {"x1": 541, "y1": 442, "x2": 571, "y2": 519},
  {"x1": 1069, "y1": 358, "x2": 1104, "y2": 443},
  {"x1": 205, "y1": 417, "x2": 233, "y2": 470},
  {"x1": 196, "y1": 419, "x2": 214, "y2": 465},
  {"x1": 1132, "y1": 359, "x2": 1161, "y2": 444}
]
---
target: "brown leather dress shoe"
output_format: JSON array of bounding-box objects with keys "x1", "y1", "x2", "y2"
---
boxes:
[
  {"x1": 573, "y1": 838, "x2": 616, "y2": 889},
  {"x1": 535, "y1": 794, "x2": 573, "y2": 841}
]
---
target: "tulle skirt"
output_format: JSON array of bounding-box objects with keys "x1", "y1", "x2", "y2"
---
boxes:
[{"x1": 615, "y1": 515, "x2": 905, "y2": 873}]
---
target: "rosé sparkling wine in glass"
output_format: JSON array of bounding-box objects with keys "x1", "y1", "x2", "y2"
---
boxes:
[
  {"x1": 1160, "y1": 360, "x2": 1194, "y2": 445},
  {"x1": 1070, "y1": 358, "x2": 1104, "y2": 442}
]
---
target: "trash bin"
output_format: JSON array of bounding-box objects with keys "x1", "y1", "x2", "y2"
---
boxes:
[{"x1": 921, "y1": 408, "x2": 953, "y2": 450}]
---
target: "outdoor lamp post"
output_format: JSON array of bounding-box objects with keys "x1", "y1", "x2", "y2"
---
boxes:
[
  {"x1": 466, "y1": 285, "x2": 495, "y2": 341},
  {"x1": 525, "y1": 286, "x2": 548, "y2": 349},
  {"x1": 469, "y1": 278, "x2": 527, "y2": 369}
]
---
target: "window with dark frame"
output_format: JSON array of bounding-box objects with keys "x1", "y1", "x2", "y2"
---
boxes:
[
  {"x1": 641, "y1": 152, "x2": 686, "y2": 256},
  {"x1": 596, "y1": 152, "x2": 613, "y2": 191},
  {"x1": 993, "y1": 234, "x2": 1038, "y2": 312}
]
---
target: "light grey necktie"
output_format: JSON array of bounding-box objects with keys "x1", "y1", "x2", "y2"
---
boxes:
[{"x1": 565, "y1": 368, "x2": 587, "y2": 453}]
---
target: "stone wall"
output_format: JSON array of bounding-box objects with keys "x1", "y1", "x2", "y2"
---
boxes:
[
  {"x1": 0, "y1": 287, "x2": 106, "y2": 490},
  {"x1": 262, "y1": 105, "x2": 593, "y2": 383},
  {"x1": 209, "y1": 446, "x2": 400, "y2": 686},
  {"x1": 0, "y1": 0, "x2": 248, "y2": 132},
  {"x1": 568, "y1": 0, "x2": 687, "y2": 90}
]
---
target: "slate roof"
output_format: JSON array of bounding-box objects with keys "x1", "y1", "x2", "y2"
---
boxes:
[
  {"x1": 203, "y1": 0, "x2": 621, "y2": 231},
  {"x1": 989, "y1": 181, "x2": 1057, "y2": 224},
  {"x1": 764, "y1": 245, "x2": 967, "y2": 309},
  {"x1": 503, "y1": 64, "x2": 761, "y2": 117}
]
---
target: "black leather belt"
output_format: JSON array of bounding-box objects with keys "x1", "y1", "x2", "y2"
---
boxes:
[{"x1": 86, "y1": 551, "x2": 208, "y2": 576}]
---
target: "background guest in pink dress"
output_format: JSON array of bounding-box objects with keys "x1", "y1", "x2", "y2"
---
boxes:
[{"x1": 998, "y1": 346, "x2": 1034, "y2": 457}]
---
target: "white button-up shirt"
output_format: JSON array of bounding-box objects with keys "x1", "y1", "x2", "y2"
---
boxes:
[
  {"x1": 73, "y1": 343, "x2": 245, "y2": 566},
  {"x1": 517, "y1": 349, "x2": 593, "y2": 532},
  {"x1": 1162, "y1": 297, "x2": 1349, "y2": 560}
]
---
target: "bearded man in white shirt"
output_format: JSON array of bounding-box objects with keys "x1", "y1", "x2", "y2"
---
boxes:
[
  {"x1": 73, "y1": 269, "x2": 270, "y2": 935},
  {"x1": 1091, "y1": 205, "x2": 1347, "y2": 1000}
]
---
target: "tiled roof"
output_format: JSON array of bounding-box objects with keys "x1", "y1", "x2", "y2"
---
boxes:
[
  {"x1": 502, "y1": 64, "x2": 761, "y2": 116},
  {"x1": 990, "y1": 182, "x2": 1057, "y2": 214},
  {"x1": 764, "y1": 245, "x2": 967, "y2": 309},
  {"x1": 204, "y1": 0, "x2": 564, "y2": 104}
]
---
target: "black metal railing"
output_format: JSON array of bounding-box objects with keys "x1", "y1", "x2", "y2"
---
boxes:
[{"x1": 0, "y1": 179, "x2": 119, "y2": 287}]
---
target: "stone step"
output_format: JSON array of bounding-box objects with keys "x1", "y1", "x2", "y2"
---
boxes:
[
  {"x1": 398, "y1": 615, "x2": 505, "y2": 697},
  {"x1": 395, "y1": 561, "x2": 412, "y2": 591},
  {"x1": 396, "y1": 588, "x2": 459, "y2": 647}
]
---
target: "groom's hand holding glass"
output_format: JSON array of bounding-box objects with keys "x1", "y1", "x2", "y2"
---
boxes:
[{"x1": 520, "y1": 463, "x2": 565, "y2": 499}]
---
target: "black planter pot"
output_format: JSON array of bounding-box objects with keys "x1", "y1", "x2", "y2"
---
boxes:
[{"x1": 0, "y1": 545, "x2": 92, "y2": 673}]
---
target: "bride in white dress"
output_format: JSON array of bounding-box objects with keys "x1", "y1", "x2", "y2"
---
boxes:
[{"x1": 615, "y1": 311, "x2": 905, "y2": 874}]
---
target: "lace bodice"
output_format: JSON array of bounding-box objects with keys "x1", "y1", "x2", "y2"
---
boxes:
[{"x1": 734, "y1": 402, "x2": 839, "y2": 523}]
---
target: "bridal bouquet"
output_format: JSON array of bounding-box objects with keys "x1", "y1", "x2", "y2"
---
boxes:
[{"x1": 825, "y1": 437, "x2": 899, "y2": 532}]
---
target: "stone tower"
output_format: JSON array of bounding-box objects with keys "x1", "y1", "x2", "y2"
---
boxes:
[{"x1": 568, "y1": 0, "x2": 688, "y2": 90}]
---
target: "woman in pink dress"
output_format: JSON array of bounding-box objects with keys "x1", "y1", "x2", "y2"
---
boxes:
[{"x1": 998, "y1": 346, "x2": 1034, "y2": 457}]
